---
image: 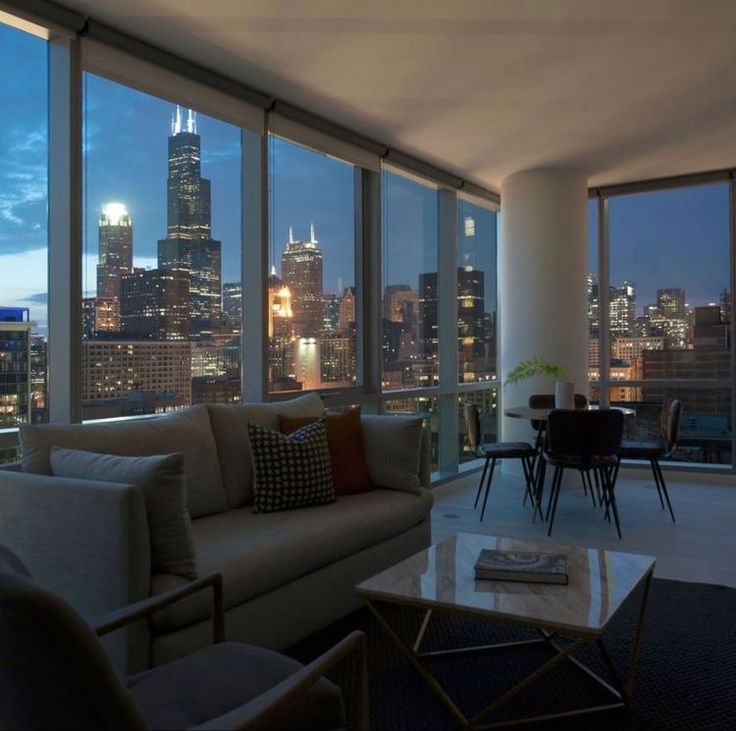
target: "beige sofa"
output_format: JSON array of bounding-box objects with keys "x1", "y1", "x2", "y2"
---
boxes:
[{"x1": 0, "y1": 394, "x2": 432, "y2": 672}]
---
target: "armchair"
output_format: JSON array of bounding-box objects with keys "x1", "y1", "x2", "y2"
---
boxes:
[{"x1": 0, "y1": 545, "x2": 368, "y2": 730}]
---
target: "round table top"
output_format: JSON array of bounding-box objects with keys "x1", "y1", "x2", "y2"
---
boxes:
[{"x1": 504, "y1": 405, "x2": 636, "y2": 420}]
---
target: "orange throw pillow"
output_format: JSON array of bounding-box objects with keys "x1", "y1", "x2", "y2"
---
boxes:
[{"x1": 279, "y1": 408, "x2": 373, "y2": 495}]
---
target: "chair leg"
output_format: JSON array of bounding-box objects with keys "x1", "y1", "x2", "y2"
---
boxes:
[
  {"x1": 583, "y1": 470, "x2": 596, "y2": 506},
  {"x1": 480, "y1": 458, "x2": 496, "y2": 522},
  {"x1": 521, "y1": 457, "x2": 535, "y2": 509},
  {"x1": 653, "y1": 458, "x2": 676, "y2": 523},
  {"x1": 649, "y1": 458, "x2": 665, "y2": 509},
  {"x1": 474, "y1": 457, "x2": 490, "y2": 509},
  {"x1": 547, "y1": 467, "x2": 564, "y2": 537},
  {"x1": 534, "y1": 458, "x2": 547, "y2": 523},
  {"x1": 603, "y1": 467, "x2": 622, "y2": 539}
]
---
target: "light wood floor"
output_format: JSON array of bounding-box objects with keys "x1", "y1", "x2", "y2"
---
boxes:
[{"x1": 431, "y1": 465, "x2": 736, "y2": 588}]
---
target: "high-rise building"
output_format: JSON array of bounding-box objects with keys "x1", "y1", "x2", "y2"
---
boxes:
[
  {"x1": 121, "y1": 268, "x2": 190, "y2": 340},
  {"x1": 457, "y1": 267, "x2": 485, "y2": 361},
  {"x1": 281, "y1": 224, "x2": 323, "y2": 338},
  {"x1": 96, "y1": 202, "x2": 133, "y2": 331},
  {"x1": 0, "y1": 307, "x2": 32, "y2": 427},
  {"x1": 338, "y1": 286, "x2": 356, "y2": 335},
  {"x1": 657, "y1": 288, "x2": 686, "y2": 319},
  {"x1": 222, "y1": 282, "x2": 242, "y2": 328},
  {"x1": 82, "y1": 339, "x2": 191, "y2": 419},
  {"x1": 609, "y1": 280, "x2": 636, "y2": 337},
  {"x1": 157, "y1": 106, "x2": 222, "y2": 340},
  {"x1": 418, "y1": 268, "x2": 486, "y2": 362}
]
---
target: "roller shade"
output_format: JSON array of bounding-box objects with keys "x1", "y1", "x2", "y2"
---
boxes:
[
  {"x1": 269, "y1": 112, "x2": 381, "y2": 172},
  {"x1": 82, "y1": 38, "x2": 265, "y2": 134}
]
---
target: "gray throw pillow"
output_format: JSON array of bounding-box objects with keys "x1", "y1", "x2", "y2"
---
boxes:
[
  {"x1": 248, "y1": 420, "x2": 335, "y2": 514},
  {"x1": 49, "y1": 447, "x2": 197, "y2": 580},
  {"x1": 361, "y1": 415, "x2": 424, "y2": 494}
]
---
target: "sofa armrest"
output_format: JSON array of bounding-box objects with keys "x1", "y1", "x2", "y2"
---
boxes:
[{"x1": 0, "y1": 471, "x2": 151, "y2": 670}]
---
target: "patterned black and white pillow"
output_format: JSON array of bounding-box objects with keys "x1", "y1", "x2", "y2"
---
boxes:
[{"x1": 248, "y1": 419, "x2": 335, "y2": 513}]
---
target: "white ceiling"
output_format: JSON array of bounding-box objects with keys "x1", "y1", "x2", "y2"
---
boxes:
[{"x1": 60, "y1": 0, "x2": 736, "y2": 191}]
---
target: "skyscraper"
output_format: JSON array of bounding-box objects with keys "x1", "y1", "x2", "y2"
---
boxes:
[
  {"x1": 158, "y1": 106, "x2": 222, "y2": 339},
  {"x1": 121, "y1": 268, "x2": 190, "y2": 340},
  {"x1": 0, "y1": 307, "x2": 32, "y2": 427},
  {"x1": 281, "y1": 224, "x2": 323, "y2": 338},
  {"x1": 96, "y1": 202, "x2": 133, "y2": 331},
  {"x1": 657, "y1": 288, "x2": 686, "y2": 319}
]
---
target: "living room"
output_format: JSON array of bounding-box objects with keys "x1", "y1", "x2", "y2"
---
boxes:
[{"x1": 1, "y1": 1, "x2": 735, "y2": 729}]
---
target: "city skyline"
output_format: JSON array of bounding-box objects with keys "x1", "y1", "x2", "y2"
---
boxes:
[{"x1": 1, "y1": 22, "x2": 731, "y2": 339}]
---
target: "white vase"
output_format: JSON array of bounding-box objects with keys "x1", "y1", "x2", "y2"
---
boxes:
[{"x1": 555, "y1": 381, "x2": 575, "y2": 409}]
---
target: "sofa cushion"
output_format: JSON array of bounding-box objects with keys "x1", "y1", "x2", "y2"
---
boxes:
[
  {"x1": 248, "y1": 421, "x2": 335, "y2": 514},
  {"x1": 279, "y1": 408, "x2": 372, "y2": 495},
  {"x1": 19, "y1": 405, "x2": 227, "y2": 519},
  {"x1": 206, "y1": 393, "x2": 325, "y2": 508},
  {"x1": 49, "y1": 448, "x2": 197, "y2": 580},
  {"x1": 361, "y1": 415, "x2": 425, "y2": 494},
  {"x1": 150, "y1": 487, "x2": 433, "y2": 632}
]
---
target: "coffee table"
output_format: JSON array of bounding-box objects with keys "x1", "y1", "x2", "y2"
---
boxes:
[{"x1": 355, "y1": 532, "x2": 655, "y2": 728}]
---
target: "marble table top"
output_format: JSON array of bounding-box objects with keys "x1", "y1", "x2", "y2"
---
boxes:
[{"x1": 355, "y1": 533, "x2": 655, "y2": 636}]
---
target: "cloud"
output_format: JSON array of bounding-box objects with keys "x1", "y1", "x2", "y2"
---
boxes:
[
  {"x1": 22, "y1": 292, "x2": 47, "y2": 304},
  {"x1": 0, "y1": 126, "x2": 48, "y2": 234}
]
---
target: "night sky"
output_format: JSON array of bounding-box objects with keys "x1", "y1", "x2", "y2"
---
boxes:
[{"x1": 1, "y1": 23, "x2": 730, "y2": 335}]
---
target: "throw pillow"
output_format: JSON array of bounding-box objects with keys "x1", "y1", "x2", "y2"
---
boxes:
[
  {"x1": 278, "y1": 407, "x2": 372, "y2": 495},
  {"x1": 248, "y1": 420, "x2": 335, "y2": 514},
  {"x1": 49, "y1": 447, "x2": 197, "y2": 579},
  {"x1": 360, "y1": 415, "x2": 425, "y2": 494}
]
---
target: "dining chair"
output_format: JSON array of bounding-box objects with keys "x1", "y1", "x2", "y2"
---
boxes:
[
  {"x1": 543, "y1": 409, "x2": 624, "y2": 538},
  {"x1": 528, "y1": 393, "x2": 591, "y2": 506},
  {"x1": 0, "y1": 544, "x2": 368, "y2": 730},
  {"x1": 614, "y1": 398, "x2": 681, "y2": 523},
  {"x1": 463, "y1": 402, "x2": 537, "y2": 522}
]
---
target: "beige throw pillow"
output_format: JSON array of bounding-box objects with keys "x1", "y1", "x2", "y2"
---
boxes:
[{"x1": 49, "y1": 447, "x2": 197, "y2": 580}]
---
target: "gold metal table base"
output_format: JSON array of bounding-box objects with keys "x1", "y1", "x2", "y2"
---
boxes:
[{"x1": 362, "y1": 571, "x2": 652, "y2": 729}]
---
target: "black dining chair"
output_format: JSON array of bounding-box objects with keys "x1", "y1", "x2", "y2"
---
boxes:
[
  {"x1": 529, "y1": 393, "x2": 592, "y2": 506},
  {"x1": 614, "y1": 399, "x2": 681, "y2": 523},
  {"x1": 543, "y1": 409, "x2": 624, "y2": 539},
  {"x1": 463, "y1": 402, "x2": 537, "y2": 522}
]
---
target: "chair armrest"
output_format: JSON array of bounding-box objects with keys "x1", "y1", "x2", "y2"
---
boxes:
[
  {"x1": 191, "y1": 630, "x2": 369, "y2": 731},
  {"x1": 93, "y1": 571, "x2": 225, "y2": 644}
]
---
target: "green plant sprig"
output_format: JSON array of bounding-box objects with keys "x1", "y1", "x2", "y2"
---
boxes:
[{"x1": 504, "y1": 356, "x2": 566, "y2": 385}]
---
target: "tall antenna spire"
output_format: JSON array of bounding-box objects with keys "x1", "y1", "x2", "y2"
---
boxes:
[
  {"x1": 187, "y1": 108, "x2": 197, "y2": 134},
  {"x1": 288, "y1": 226, "x2": 294, "y2": 244},
  {"x1": 310, "y1": 221, "x2": 317, "y2": 243},
  {"x1": 172, "y1": 105, "x2": 182, "y2": 135}
]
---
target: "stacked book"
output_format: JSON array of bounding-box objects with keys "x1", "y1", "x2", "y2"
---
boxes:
[{"x1": 474, "y1": 549, "x2": 568, "y2": 585}]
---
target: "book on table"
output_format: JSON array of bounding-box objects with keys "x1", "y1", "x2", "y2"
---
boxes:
[{"x1": 474, "y1": 549, "x2": 568, "y2": 585}]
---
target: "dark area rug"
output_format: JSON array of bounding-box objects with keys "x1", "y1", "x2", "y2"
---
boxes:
[{"x1": 288, "y1": 578, "x2": 736, "y2": 730}]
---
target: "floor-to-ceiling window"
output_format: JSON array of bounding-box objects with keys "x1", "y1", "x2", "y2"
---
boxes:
[
  {"x1": 82, "y1": 74, "x2": 242, "y2": 420},
  {"x1": 267, "y1": 135, "x2": 359, "y2": 394},
  {"x1": 457, "y1": 197, "x2": 499, "y2": 463},
  {"x1": 0, "y1": 20, "x2": 48, "y2": 461},
  {"x1": 591, "y1": 181, "x2": 733, "y2": 466},
  {"x1": 381, "y1": 169, "x2": 440, "y2": 468}
]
